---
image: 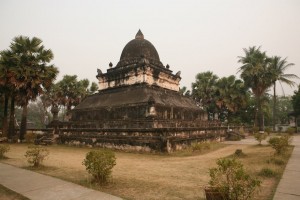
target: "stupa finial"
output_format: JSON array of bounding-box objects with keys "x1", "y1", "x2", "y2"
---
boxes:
[{"x1": 135, "y1": 29, "x2": 144, "y2": 39}]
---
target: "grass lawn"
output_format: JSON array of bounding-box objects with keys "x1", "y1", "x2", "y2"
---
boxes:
[{"x1": 0, "y1": 140, "x2": 293, "y2": 200}]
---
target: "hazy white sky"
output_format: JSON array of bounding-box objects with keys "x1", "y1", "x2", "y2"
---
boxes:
[{"x1": 1, "y1": 0, "x2": 299, "y2": 95}]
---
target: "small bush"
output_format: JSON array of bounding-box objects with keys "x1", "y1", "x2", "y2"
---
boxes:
[
  {"x1": 0, "y1": 144, "x2": 10, "y2": 159},
  {"x1": 191, "y1": 142, "x2": 211, "y2": 152},
  {"x1": 208, "y1": 158, "x2": 261, "y2": 200},
  {"x1": 83, "y1": 149, "x2": 116, "y2": 184},
  {"x1": 265, "y1": 127, "x2": 272, "y2": 135},
  {"x1": 268, "y1": 134, "x2": 292, "y2": 155},
  {"x1": 24, "y1": 132, "x2": 37, "y2": 143},
  {"x1": 226, "y1": 131, "x2": 243, "y2": 141},
  {"x1": 286, "y1": 127, "x2": 296, "y2": 135},
  {"x1": 25, "y1": 145, "x2": 49, "y2": 167},
  {"x1": 258, "y1": 168, "x2": 277, "y2": 177},
  {"x1": 254, "y1": 132, "x2": 267, "y2": 145},
  {"x1": 234, "y1": 149, "x2": 246, "y2": 157}
]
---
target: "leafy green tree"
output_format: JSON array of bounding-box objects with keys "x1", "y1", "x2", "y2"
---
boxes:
[
  {"x1": 215, "y1": 75, "x2": 249, "y2": 123},
  {"x1": 55, "y1": 75, "x2": 97, "y2": 121},
  {"x1": 266, "y1": 96, "x2": 293, "y2": 125},
  {"x1": 6, "y1": 36, "x2": 59, "y2": 140},
  {"x1": 269, "y1": 56, "x2": 298, "y2": 130},
  {"x1": 90, "y1": 82, "x2": 98, "y2": 94},
  {"x1": 292, "y1": 85, "x2": 300, "y2": 131},
  {"x1": 15, "y1": 100, "x2": 49, "y2": 129},
  {"x1": 192, "y1": 71, "x2": 219, "y2": 120},
  {"x1": 238, "y1": 46, "x2": 273, "y2": 131},
  {"x1": 179, "y1": 86, "x2": 191, "y2": 96}
]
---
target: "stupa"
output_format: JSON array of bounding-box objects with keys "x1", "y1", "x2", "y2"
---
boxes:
[{"x1": 70, "y1": 30, "x2": 206, "y2": 128}]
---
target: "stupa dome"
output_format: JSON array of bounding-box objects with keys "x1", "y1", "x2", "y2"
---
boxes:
[{"x1": 116, "y1": 30, "x2": 163, "y2": 68}]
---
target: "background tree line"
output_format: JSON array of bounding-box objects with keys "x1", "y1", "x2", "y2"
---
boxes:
[
  {"x1": 1, "y1": 36, "x2": 299, "y2": 140},
  {"x1": 0, "y1": 36, "x2": 97, "y2": 141},
  {"x1": 182, "y1": 46, "x2": 299, "y2": 131}
]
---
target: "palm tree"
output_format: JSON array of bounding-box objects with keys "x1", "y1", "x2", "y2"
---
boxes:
[
  {"x1": 192, "y1": 71, "x2": 219, "y2": 120},
  {"x1": 8, "y1": 36, "x2": 59, "y2": 140},
  {"x1": 0, "y1": 49, "x2": 19, "y2": 138},
  {"x1": 179, "y1": 86, "x2": 191, "y2": 96},
  {"x1": 215, "y1": 75, "x2": 249, "y2": 123},
  {"x1": 269, "y1": 56, "x2": 298, "y2": 130},
  {"x1": 238, "y1": 46, "x2": 273, "y2": 131}
]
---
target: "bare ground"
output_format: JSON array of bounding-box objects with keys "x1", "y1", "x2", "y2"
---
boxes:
[{"x1": 1, "y1": 142, "x2": 292, "y2": 200}]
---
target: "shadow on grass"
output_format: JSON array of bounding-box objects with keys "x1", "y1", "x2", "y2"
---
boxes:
[{"x1": 0, "y1": 184, "x2": 30, "y2": 200}]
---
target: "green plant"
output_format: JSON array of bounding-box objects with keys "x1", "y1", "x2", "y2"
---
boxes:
[
  {"x1": 208, "y1": 158, "x2": 261, "y2": 200},
  {"x1": 191, "y1": 142, "x2": 211, "y2": 152},
  {"x1": 286, "y1": 127, "x2": 296, "y2": 135},
  {"x1": 264, "y1": 127, "x2": 272, "y2": 135},
  {"x1": 254, "y1": 132, "x2": 267, "y2": 145},
  {"x1": 268, "y1": 134, "x2": 292, "y2": 154},
  {"x1": 25, "y1": 145, "x2": 49, "y2": 167},
  {"x1": 258, "y1": 168, "x2": 277, "y2": 177},
  {"x1": 234, "y1": 149, "x2": 246, "y2": 157},
  {"x1": 24, "y1": 132, "x2": 36, "y2": 143},
  {"x1": 82, "y1": 149, "x2": 116, "y2": 184},
  {"x1": 0, "y1": 144, "x2": 10, "y2": 159}
]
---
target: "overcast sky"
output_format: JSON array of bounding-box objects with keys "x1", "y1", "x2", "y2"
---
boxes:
[{"x1": 1, "y1": 0, "x2": 299, "y2": 95}]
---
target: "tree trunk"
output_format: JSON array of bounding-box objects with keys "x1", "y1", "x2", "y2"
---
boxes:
[
  {"x1": 8, "y1": 95, "x2": 15, "y2": 139},
  {"x1": 2, "y1": 94, "x2": 9, "y2": 137},
  {"x1": 273, "y1": 82, "x2": 276, "y2": 131},
  {"x1": 296, "y1": 116, "x2": 298, "y2": 133},
  {"x1": 256, "y1": 95, "x2": 264, "y2": 131},
  {"x1": 20, "y1": 101, "x2": 28, "y2": 141}
]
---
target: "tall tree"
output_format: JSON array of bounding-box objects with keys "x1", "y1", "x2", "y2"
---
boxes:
[
  {"x1": 0, "y1": 49, "x2": 19, "y2": 138},
  {"x1": 269, "y1": 56, "x2": 298, "y2": 130},
  {"x1": 8, "y1": 36, "x2": 58, "y2": 140},
  {"x1": 238, "y1": 46, "x2": 273, "y2": 131},
  {"x1": 55, "y1": 75, "x2": 97, "y2": 121},
  {"x1": 215, "y1": 75, "x2": 249, "y2": 123},
  {"x1": 192, "y1": 71, "x2": 218, "y2": 120}
]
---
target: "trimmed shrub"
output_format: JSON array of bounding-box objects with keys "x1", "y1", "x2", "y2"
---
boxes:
[
  {"x1": 234, "y1": 149, "x2": 246, "y2": 157},
  {"x1": 83, "y1": 149, "x2": 116, "y2": 184},
  {"x1": 25, "y1": 145, "x2": 49, "y2": 167},
  {"x1": 268, "y1": 134, "x2": 292, "y2": 155},
  {"x1": 0, "y1": 144, "x2": 10, "y2": 159},
  {"x1": 208, "y1": 158, "x2": 261, "y2": 200},
  {"x1": 258, "y1": 168, "x2": 277, "y2": 177},
  {"x1": 254, "y1": 132, "x2": 267, "y2": 145}
]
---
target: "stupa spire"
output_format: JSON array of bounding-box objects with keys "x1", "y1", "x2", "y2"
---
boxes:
[{"x1": 135, "y1": 29, "x2": 144, "y2": 39}]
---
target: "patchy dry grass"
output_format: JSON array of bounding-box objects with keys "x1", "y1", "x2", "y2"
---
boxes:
[{"x1": 0, "y1": 142, "x2": 293, "y2": 200}]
